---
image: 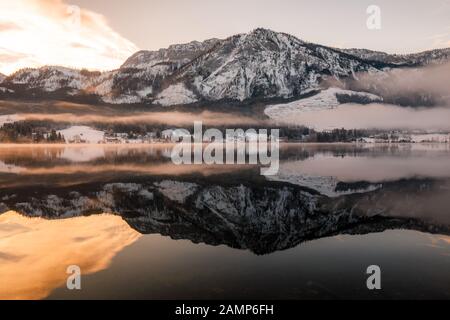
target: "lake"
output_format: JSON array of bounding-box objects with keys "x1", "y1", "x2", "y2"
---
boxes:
[{"x1": 0, "y1": 143, "x2": 449, "y2": 299}]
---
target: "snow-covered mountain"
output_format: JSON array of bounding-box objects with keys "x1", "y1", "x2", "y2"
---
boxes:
[
  {"x1": 8, "y1": 66, "x2": 97, "y2": 92},
  {"x1": 122, "y1": 38, "x2": 221, "y2": 69},
  {"x1": 1, "y1": 28, "x2": 449, "y2": 106},
  {"x1": 341, "y1": 48, "x2": 450, "y2": 66},
  {"x1": 173, "y1": 29, "x2": 387, "y2": 101}
]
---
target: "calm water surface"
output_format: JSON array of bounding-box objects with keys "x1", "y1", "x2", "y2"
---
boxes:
[{"x1": 0, "y1": 143, "x2": 449, "y2": 299}]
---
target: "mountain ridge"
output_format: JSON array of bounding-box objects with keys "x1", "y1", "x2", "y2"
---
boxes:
[{"x1": 1, "y1": 28, "x2": 449, "y2": 106}]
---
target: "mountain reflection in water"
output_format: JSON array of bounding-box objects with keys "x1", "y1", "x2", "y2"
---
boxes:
[{"x1": 0, "y1": 144, "x2": 449, "y2": 299}]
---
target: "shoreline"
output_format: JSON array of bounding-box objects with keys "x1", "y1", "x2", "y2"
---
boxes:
[{"x1": 0, "y1": 141, "x2": 449, "y2": 148}]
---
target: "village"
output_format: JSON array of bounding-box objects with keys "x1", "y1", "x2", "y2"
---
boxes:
[
  {"x1": 357, "y1": 132, "x2": 450, "y2": 144},
  {"x1": 60, "y1": 126, "x2": 285, "y2": 144},
  {"x1": 1, "y1": 114, "x2": 450, "y2": 145},
  {"x1": 62, "y1": 126, "x2": 450, "y2": 145}
]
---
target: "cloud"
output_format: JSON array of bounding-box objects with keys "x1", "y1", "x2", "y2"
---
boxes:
[
  {"x1": 286, "y1": 103, "x2": 450, "y2": 131},
  {"x1": 275, "y1": 61, "x2": 450, "y2": 131},
  {"x1": 0, "y1": 0, "x2": 138, "y2": 75},
  {"x1": 0, "y1": 48, "x2": 29, "y2": 63},
  {"x1": 0, "y1": 22, "x2": 21, "y2": 32},
  {"x1": 326, "y1": 61, "x2": 450, "y2": 108},
  {"x1": 428, "y1": 28, "x2": 450, "y2": 50},
  {"x1": 18, "y1": 110, "x2": 266, "y2": 127}
]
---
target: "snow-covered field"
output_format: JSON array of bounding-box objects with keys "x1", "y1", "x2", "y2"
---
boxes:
[
  {"x1": 57, "y1": 126, "x2": 105, "y2": 144},
  {"x1": 0, "y1": 114, "x2": 21, "y2": 127},
  {"x1": 264, "y1": 88, "x2": 382, "y2": 128}
]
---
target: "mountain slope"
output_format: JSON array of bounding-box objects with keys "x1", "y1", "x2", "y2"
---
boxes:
[
  {"x1": 341, "y1": 47, "x2": 450, "y2": 66},
  {"x1": 173, "y1": 28, "x2": 390, "y2": 101},
  {"x1": 1, "y1": 28, "x2": 449, "y2": 106},
  {"x1": 121, "y1": 38, "x2": 221, "y2": 69}
]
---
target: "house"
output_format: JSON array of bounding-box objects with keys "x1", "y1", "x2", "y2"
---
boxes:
[
  {"x1": 161, "y1": 129, "x2": 175, "y2": 141},
  {"x1": 161, "y1": 129, "x2": 191, "y2": 142},
  {"x1": 143, "y1": 132, "x2": 157, "y2": 143},
  {"x1": 104, "y1": 136, "x2": 121, "y2": 144},
  {"x1": 68, "y1": 135, "x2": 86, "y2": 144}
]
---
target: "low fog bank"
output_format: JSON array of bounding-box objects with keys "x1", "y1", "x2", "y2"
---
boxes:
[
  {"x1": 333, "y1": 62, "x2": 450, "y2": 107},
  {"x1": 17, "y1": 111, "x2": 268, "y2": 127},
  {"x1": 293, "y1": 103, "x2": 450, "y2": 131},
  {"x1": 279, "y1": 61, "x2": 450, "y2": 131},
  {"x1": 9, "y1": 104, "x2": 450, "y2": 132}
]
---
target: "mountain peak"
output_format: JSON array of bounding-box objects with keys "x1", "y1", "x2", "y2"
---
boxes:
[
  {"x1": 121, "y1": 37, "x2": 221, "y2": 69},
  {"x1": 249, "y1": 27, "x2": 278, "y2": 35},
  {"x1": 244, "y1": 27, "x2": 304, "y2": 45}
]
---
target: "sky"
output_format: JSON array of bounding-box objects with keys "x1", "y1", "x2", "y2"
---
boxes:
[{"x1": 0, "y1": 0, "x2": 449, "y2": 75}]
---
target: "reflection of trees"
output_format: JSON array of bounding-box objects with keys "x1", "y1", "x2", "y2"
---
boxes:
[{"x1": 0, "y1": 147, "x2": 66, "y2": 167}]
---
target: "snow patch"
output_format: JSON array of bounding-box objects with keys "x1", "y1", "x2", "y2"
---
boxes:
[
  {"x1": 102, "y1": 94, "x2": 142, "y2": 104},
  {"x1": 0, "y1": 87, "x2": 14, "y2": 93},
  {"x1": 264, "y1": 88, "x2": 382, "y2": 126},
  {"x1": 267, "y1": 171, "x2": 380, "y2": 197},
  {"x1": 154, "y1": 83, "x2": 197, "y2": 106},
  {"x1": 57, "y1": 126, "x2": 105, "y2": 144}
]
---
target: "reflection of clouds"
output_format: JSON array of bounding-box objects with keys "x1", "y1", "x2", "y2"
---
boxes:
[
  {"x1": 0, "y1": 251, "x2": 25, "y2": 262},
  {"x1": 7, "y1": 163, "x2": 253, "y2": 180},
  {"x1": 278, "y1": 154, "x2": 450, "y2": 183},
  {"x1": 424, "y1": 234, "x2": 450, "y2": 256},
  {"x1": 0, "y1": 211, "x2": 140, "y2": 300}
]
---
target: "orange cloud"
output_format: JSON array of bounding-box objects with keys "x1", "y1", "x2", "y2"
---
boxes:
[{"x1": 0, "y1": 0, "x2": 138, "y2": 75}]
